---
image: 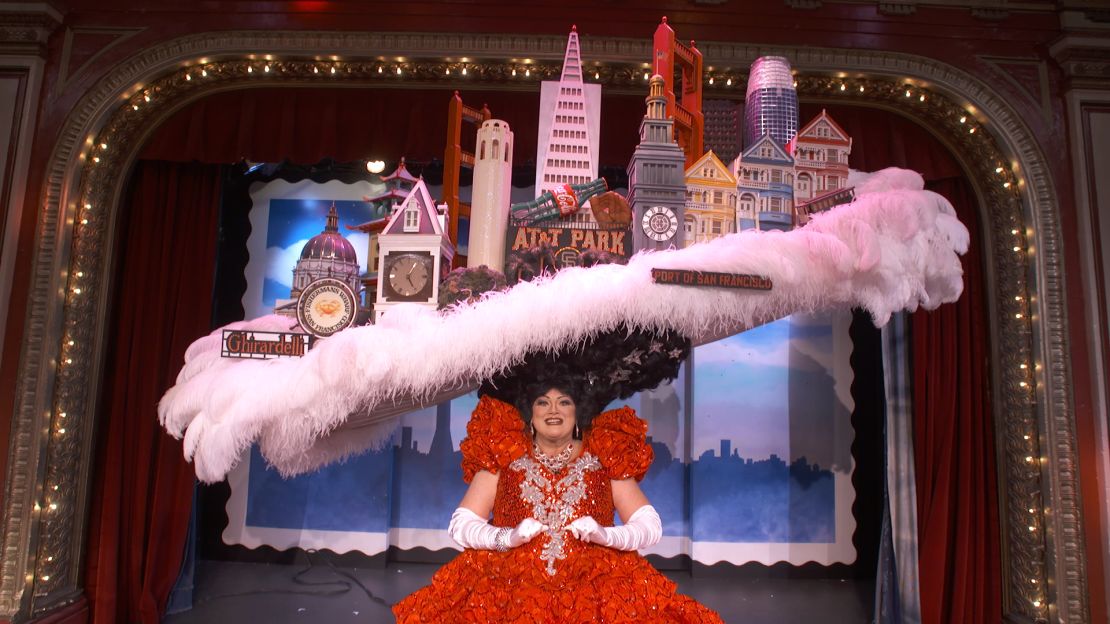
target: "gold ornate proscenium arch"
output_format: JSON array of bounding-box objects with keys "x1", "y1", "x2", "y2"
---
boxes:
[{"x1": 0, "y1": 31, "x2": 1080, "y2": 622}]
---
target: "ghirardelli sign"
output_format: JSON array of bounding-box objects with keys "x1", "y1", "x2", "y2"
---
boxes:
[{"x1": 221, "y1": 330, "x2": 313, "y2": 360}]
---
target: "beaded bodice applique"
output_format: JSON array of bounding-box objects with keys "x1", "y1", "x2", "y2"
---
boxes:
[
  {"x1": 462, "y1": 397, "x2": 652, "y2": 576},
  {"x1": 507, "y1": 451, "x2": 602, "y2": 575}
]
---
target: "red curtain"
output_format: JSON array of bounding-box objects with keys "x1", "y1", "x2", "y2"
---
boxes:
[
  {"x1": 84, "y1": 161, "x2": 222, "y2": 623},
  {"x1": 138, "y1": 87, "x2": 647, "y2": 167},
  {"x1": 912, "y1": 177, "x2": 1000, "y2": 624},
  {"x1": 798, "y1": 103, "x2": 1001, "y2": 623}
]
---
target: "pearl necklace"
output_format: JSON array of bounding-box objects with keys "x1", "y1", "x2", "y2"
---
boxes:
[{"x1": 533, "y1": 442, "x2": 576, "y2": 472}]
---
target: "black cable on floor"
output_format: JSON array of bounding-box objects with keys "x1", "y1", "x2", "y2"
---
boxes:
[
  {"x1": 191, "y1": 550, "x2": 396, "y2": 609},
  {"x1": 196, "y1": 552, "x2": 352, "y2": 602},
  {"x1": 292, "y1": 550, "x2": 358, "y2": 597},
  {"x1": 319, "y1": 554, "x2": 394, "y2": 608}
]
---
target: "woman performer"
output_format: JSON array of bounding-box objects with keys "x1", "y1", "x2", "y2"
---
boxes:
[{"x1": 393, "y1": 330, "x2": 722, "y2": 623}]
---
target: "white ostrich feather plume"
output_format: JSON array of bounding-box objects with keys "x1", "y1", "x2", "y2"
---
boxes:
[{"x1": 158, "y1": 168, "x2": 969, "y2": 482}]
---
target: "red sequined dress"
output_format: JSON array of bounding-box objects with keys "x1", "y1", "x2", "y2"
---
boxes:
[{"x1": 393, "y1": 396, "x2": 722, "y2": 623}]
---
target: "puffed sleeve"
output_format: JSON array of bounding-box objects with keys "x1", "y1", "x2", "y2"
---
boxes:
[
  {"x1": 589, "y1": 407, "x2": 654, "y2": 482},
  {"x1": 459, "y1": 395, "x2": 529, "y2": 483}
]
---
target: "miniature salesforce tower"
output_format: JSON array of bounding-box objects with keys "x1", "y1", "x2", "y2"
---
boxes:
[{"x1": 743, "y1": 56, "x2": 798, "y2": 150}]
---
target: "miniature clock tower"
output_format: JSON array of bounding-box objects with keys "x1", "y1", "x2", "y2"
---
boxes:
[
  {"x1": 374, "y1": 178, "x2": 455, "y2": 321},
  {"x1": 628, "y1": 73, "x2": 687, "y2": 252}
]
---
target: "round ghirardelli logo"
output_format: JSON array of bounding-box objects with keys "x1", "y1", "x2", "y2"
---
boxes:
[
  {"x1": 297, "y1": 278, "x2": 357, "y2": 337},
  {"x1": 642, "y1": 206, "x2": 679, "y2": 242}
]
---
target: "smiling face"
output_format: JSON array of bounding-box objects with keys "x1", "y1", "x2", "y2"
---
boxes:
[{"x1": 530, "y1": 388, "x2": 578, "y2": 444}]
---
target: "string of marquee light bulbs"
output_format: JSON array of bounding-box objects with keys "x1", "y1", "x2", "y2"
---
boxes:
[{"x1": 39, "y1": 52, "x2": 1045, "y2": 617}]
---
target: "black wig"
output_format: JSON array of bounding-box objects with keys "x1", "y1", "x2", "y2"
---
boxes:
[{"x1": 479, "y1": 324, "x2": 689, "y2": 432}]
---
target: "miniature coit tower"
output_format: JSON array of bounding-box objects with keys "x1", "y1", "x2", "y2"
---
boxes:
[{"x1": 467, "y1": 119, "x2": 514, "y2": 270}]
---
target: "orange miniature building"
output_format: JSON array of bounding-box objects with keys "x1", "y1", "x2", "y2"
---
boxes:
[
  {"x1": 443, "y1": 91, "x2": 492, "y2": 269},
  {"x1": 652, "y1": 17, "x2": 704, "y2": 169}
]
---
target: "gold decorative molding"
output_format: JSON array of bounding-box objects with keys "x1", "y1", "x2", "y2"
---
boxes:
[
  {"x1": 791, "y1": 74, "x2": 1053, "y2": 622},
  {"x1": 0, "y1": 29, "x2": 1084, "y2": 623}
]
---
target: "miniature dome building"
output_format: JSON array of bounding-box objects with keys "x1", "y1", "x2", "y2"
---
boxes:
[{"x1": 290, "y1": 202, "x2": 362, "y2": 299}]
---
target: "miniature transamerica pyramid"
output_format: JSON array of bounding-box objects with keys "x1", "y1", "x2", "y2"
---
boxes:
[{"x1": 533, "y1": 25, "x2": 602, "y2": 224}]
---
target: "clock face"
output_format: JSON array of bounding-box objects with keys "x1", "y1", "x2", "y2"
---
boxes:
[
  {"x1": 387, "y1": 253, "x2": 432, "y2": 298},
  {"x1": 642, "y1": 206, "x2": 679, "y2": 242}
]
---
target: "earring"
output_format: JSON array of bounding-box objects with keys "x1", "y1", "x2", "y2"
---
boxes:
[
  {"x1": 530, "y1": 422, "x2": 535, "y2": 437},
  {"x1": 574, "y1": 424, "x2": 580, "y2": 438}
]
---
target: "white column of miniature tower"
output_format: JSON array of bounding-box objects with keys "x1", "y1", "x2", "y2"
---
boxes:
[
  {"x1": 467, "y1": 119, "x2": 514, "y2": 270},
  {"x1": 533, "y1": 25, "x2": 602, "y2": 223}
]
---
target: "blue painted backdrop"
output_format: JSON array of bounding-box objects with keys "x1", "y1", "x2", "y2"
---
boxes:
[{"x1": 230, "y1": 179, "x2": 856, "y2": 565}]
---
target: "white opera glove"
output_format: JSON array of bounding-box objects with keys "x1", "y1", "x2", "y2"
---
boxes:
[
  {"x1": 566, "y1": 505, "x2": 663, "y2": 551},
  {"x1": 448, "y1": 507, "x2": 547, "y2": 551}
]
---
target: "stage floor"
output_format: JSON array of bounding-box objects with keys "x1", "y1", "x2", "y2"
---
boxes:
[{"x1": 163, "y1": 560, "x2": 873, "y2": 623}]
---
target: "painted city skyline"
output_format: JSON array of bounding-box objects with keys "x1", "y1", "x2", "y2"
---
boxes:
[{"x1": 240, "y1": 311, "x2": 851, "y2": 548}]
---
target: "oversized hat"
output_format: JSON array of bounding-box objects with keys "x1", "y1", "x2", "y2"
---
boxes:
[{"x1": 159, "y1": 168, "x2": 968, "y2": 482}]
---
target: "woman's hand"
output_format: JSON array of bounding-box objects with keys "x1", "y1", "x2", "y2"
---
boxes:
[
  {"x1": 507, "y1": 518, "x2": 548, "y2": 548},
  {"x1": 565, "y1": 507, "x2": 662, "y2": 551},
  {"x1": 566, "y1": 516, "x2": 607, "y2": 545}
]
